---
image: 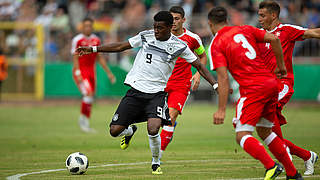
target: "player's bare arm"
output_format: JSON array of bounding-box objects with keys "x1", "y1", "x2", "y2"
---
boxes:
[
  {"x1": 191, "y1": 59, "x2": 217, "y2": 88},
  {"x1": 97, "y1": 54, "x2": 116, "y2": 84},
  {"x1": 77, "y1": 41, "x2": 132, "y2": 56},
  {"x1": 213, "y1": 66, "x2": 229, "y2": 125},
  {"x1": 191, "y1": 52, "x2": 207, "y2": 91},
  {"x1": 72, "y1": 54, "x2": 82, "y2": 82},
  {"x1": 263, "y1": 32, "x2": 286, "y2": 78},
  {"x1": 302, "y1": 28, "x2": 320, "y2": 39}
]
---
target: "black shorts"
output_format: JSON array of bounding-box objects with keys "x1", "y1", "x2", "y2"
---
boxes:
[{"x1": 110, "y1": 88, "x2": 171, "y2": 127}]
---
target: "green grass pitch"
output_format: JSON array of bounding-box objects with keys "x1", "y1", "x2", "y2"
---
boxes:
[{"x1": 0, "y1": 101, "x2": 319, "y2": 179}]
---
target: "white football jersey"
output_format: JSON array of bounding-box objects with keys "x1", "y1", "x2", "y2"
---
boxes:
[{"x1": 125, "y1": 30, "x2": 197, "y2": 93}]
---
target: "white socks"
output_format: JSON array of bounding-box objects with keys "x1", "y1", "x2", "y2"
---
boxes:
[
  {"x1": 117, "y1": 126, "x2": 133, "y2": 137},
  {"x1": 149, "y1": 133, "x2": 161, "y2": 165}
]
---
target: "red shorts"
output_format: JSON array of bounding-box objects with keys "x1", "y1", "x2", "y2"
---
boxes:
[
  {"x1": 276, "y1": 80, "x2": 294, "y2": 125},
  {"x1": 235, "y1": 80, "x2": 279, "y2": 126},
  {"x1": 165, "y1": 85, "x2": 190, "y2": 114},
  {"x1": 73, "y1": 70, "x2": 95, "y2": 96}
]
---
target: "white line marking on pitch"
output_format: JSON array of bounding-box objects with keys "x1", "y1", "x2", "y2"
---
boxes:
[{"x1": 6, "y1": 159, "x2": 319, "y2": 180}]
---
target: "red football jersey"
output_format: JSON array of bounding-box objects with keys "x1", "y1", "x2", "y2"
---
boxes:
[
  {"x1": 166, "y1": 28, "x2": 205, "y2": 88},
  {"x1": 258, "y1": 24, "x2": 306, "y2": 85},
  {"x1": 71, "y1": 34, "x2": 101, "y2": 73},
  {"x1": 209, "y1": 25, "x2": 276, "y2": 95}
]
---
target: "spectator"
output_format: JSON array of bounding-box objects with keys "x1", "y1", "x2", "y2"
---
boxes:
[
  {"x1": 68, "y1": 0, "x2": 87, "y2": 31},
  {"x1": 50, "y1": 6, "x2": 70, "y2": 33}
]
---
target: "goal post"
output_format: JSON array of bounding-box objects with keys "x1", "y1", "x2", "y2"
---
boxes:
[{"x1": 0, "y1": 22, "x2": 44, "y2": 101}]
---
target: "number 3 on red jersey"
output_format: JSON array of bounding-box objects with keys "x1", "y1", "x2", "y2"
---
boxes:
[{"x1": 233, "y1": 34, "x2": 256, "y2": 60}]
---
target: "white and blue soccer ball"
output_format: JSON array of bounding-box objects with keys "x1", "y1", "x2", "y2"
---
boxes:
[{"x1": 65, "y1": 152, "x2": 89, "y2": 175}]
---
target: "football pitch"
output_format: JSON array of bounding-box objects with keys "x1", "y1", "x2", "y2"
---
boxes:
[{"x1": 0, "y1": 101, "x2": 319, "y2": 179}]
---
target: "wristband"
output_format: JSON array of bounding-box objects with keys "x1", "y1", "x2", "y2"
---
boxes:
[
  {"x1": 75, "y1": 69, "x2": 81, "y2": 76},
  {"x1": 213, "y1": 83, "x2": 218, "y2": 91},
  {"x1": 92, "y1": 46, "x2": 98, "y2": 53}
]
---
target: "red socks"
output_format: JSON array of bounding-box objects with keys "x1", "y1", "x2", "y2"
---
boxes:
[
  {"x1": 283, "y1": 139, "x2": 311, "y2": 161},
  {"x1": 272, "y1": 120, "x2": 311, "y2": 161},
  {"x1": 264, "y1": 132, "x2": 297, "y2": 176},
  {"x1": 241, "y1": 135, "x2": 275, "y2": 169},
  {"x1": 160, "y1": 126, "x2": 174, "y2": 151},
  {"x1": 81, "y1": 96, "x2": 93, "y2": 118}
]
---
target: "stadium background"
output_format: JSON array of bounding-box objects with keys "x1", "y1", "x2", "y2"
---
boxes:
[{"x1": 0, "y1": 0, "x2": 319, "y2": 102}]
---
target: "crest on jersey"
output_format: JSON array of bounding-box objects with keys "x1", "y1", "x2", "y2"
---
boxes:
[
  {"x1": 166, "y1": 43, "x2": 176, "y2": 54},
  {"x1": 112, "y1": 114, "x2": 119, "y2": 121}
]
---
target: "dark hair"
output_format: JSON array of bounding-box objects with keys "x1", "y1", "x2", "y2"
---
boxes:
[
  {"x1": 208, "y1": 6, "x2": 228, "y2": 24},
  {"x1": 259, "y1": 0, "x2": 280, "y2": 17},
  {"x1": 153, "y1": 11, "x2": 173, "y2": 26},
  {"x1": 169, "y1": 6, "x2": 185, "y2": 18},
  {"x1": 82, "y1": 17, "x2": 94, "y2": 23}
]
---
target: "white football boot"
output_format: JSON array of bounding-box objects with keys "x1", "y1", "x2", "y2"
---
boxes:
[
  {"x1": 304, "y1": 151, "x2": 318, "y2": 175},
  {"x1": 79, "y1": 115, "x2": 96, "y2": 133}
]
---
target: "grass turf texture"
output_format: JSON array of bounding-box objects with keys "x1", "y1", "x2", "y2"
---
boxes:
[{"x1": 0, "y1": 102, "x2": 319, "y2": 179}]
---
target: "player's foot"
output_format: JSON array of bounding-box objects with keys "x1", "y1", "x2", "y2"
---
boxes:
[
  {"x1": 304, "y1": 151, "x2": 318, "y2": 175},
  {"x1": 152, "y1": 164, "x2": 163, "y2": 175},
  {"x1": 120, "y1": 125, "x2": 137, "y2": 150},
  {"x1": 286, "y1": 172, "x2": 303, "y2": 180},
  {"x1": 79, "y1": 115, "x2": 96, "y2": 133},
  {"x1": 264, "y1": 162, "x2": 283, "y2": 180}
]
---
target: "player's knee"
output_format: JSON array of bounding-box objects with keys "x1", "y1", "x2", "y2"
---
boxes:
[
  {"x1": 109, "y1": 125, "x2": 120, "y2": 137},
  {"x1": 148, "y1": 128, "x2": 158, "y2": 136},
  {"x1": 236, "y1": 131, "x2": 252, "y2": 145},
  {"x1": 83, "y1": 96, "x2": 93, "y2": 104},
  {"x1": 256, "y1": 127, "x2": 272, "y2": 140}
]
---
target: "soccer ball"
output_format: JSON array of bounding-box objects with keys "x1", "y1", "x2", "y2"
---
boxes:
[{"x1": 65, "y1": 152, "x2": 89, "y2": 175}]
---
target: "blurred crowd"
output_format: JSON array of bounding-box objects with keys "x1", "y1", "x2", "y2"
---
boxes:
[{"x1": 0, "y1": 0, "x2": 319, "y2": 63}]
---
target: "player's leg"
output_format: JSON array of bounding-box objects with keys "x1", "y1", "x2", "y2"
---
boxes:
[
  {"x1": 73, "y1": 72, "x2": 95, "y2": 132},
  {"x1": 276, "y1": 83, "x2": 316, "y2": 175},
  {"x1": 147, "y1": 117, "x2": 162, "y2": 174},
  {"x1": 233, "y1": 96, "x2": 281, "y2": 180},
  {"x1": 260, "y1": 94, "x2": 301, "y2": 179},
  {"x1": 109, "y1": 89, "x2": 143, "y2": 149},
  {"x1": 160, "y1": 90, "x2": 188, "y2": 158},
  {"x1": 160, "y1": 107, "x2": 178, "y2": 156},
  {"x1": 146, "y1": 91, "x2": 171, "y2": 175},
  {"x1": 257, "y1": 125, "x2": 300, "y2": 178}
]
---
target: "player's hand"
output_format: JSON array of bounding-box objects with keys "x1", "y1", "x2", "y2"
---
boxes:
[
  {"x1": 108, "y1": 74, "x2": 116, "y2": 84},
  {"x1": 213, "y1": 109, "x2": 225, "y2": 125},
  {"x1": 274, "y1": 66, "x2": 287, "y2": 79},
  {"x1": 76, "y1": 46, "x2": 92, "y2": 56},
  {"x1": 191, "y1": 73, "x2": 201, "y2": 91}
]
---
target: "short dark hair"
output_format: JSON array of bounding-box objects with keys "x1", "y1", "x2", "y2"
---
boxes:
[
  {"x1": 154, "y1": 11, "x2": 173, "y2": 26},
  {"x1": 259, "y1": 0, "x2": 280, "y2": 17},
  {"x1": 208, "y1": 6, "x2": 228, "y2": 24},
  {"x1": 82, "y1": 17, "x2": 94, "y2": 23},
  {"x1": 169, "y1": 6, "x2": 185, "y2": 18}
]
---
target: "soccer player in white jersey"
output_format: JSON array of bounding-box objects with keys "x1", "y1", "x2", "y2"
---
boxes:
[
  {"x1": 160, "y1": 6, "x2": 208, "y2": 159},
  {"x1": 76, "y1": 11, "x2": 218, "y2": 175},
  {"x1": 258, "y1": 1, "x2": 320, "y2": 177}
]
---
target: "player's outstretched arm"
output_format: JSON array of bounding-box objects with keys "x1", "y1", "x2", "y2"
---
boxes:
[
  {"x1": 76, "y1": 41, "x2": 132, "y2": 56},
  {"x1": 263, "y1": 32, "x2": 286, "y2": 78},
  {"x1": 303, "y1": 28, "x2": 320, "y2": 39},
  {"x1": 213, "y1": 66, "x2": 229, "y2": 125},
  {"x1": 191, "y1": 59, "x2": 217, "y2": 88}
]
